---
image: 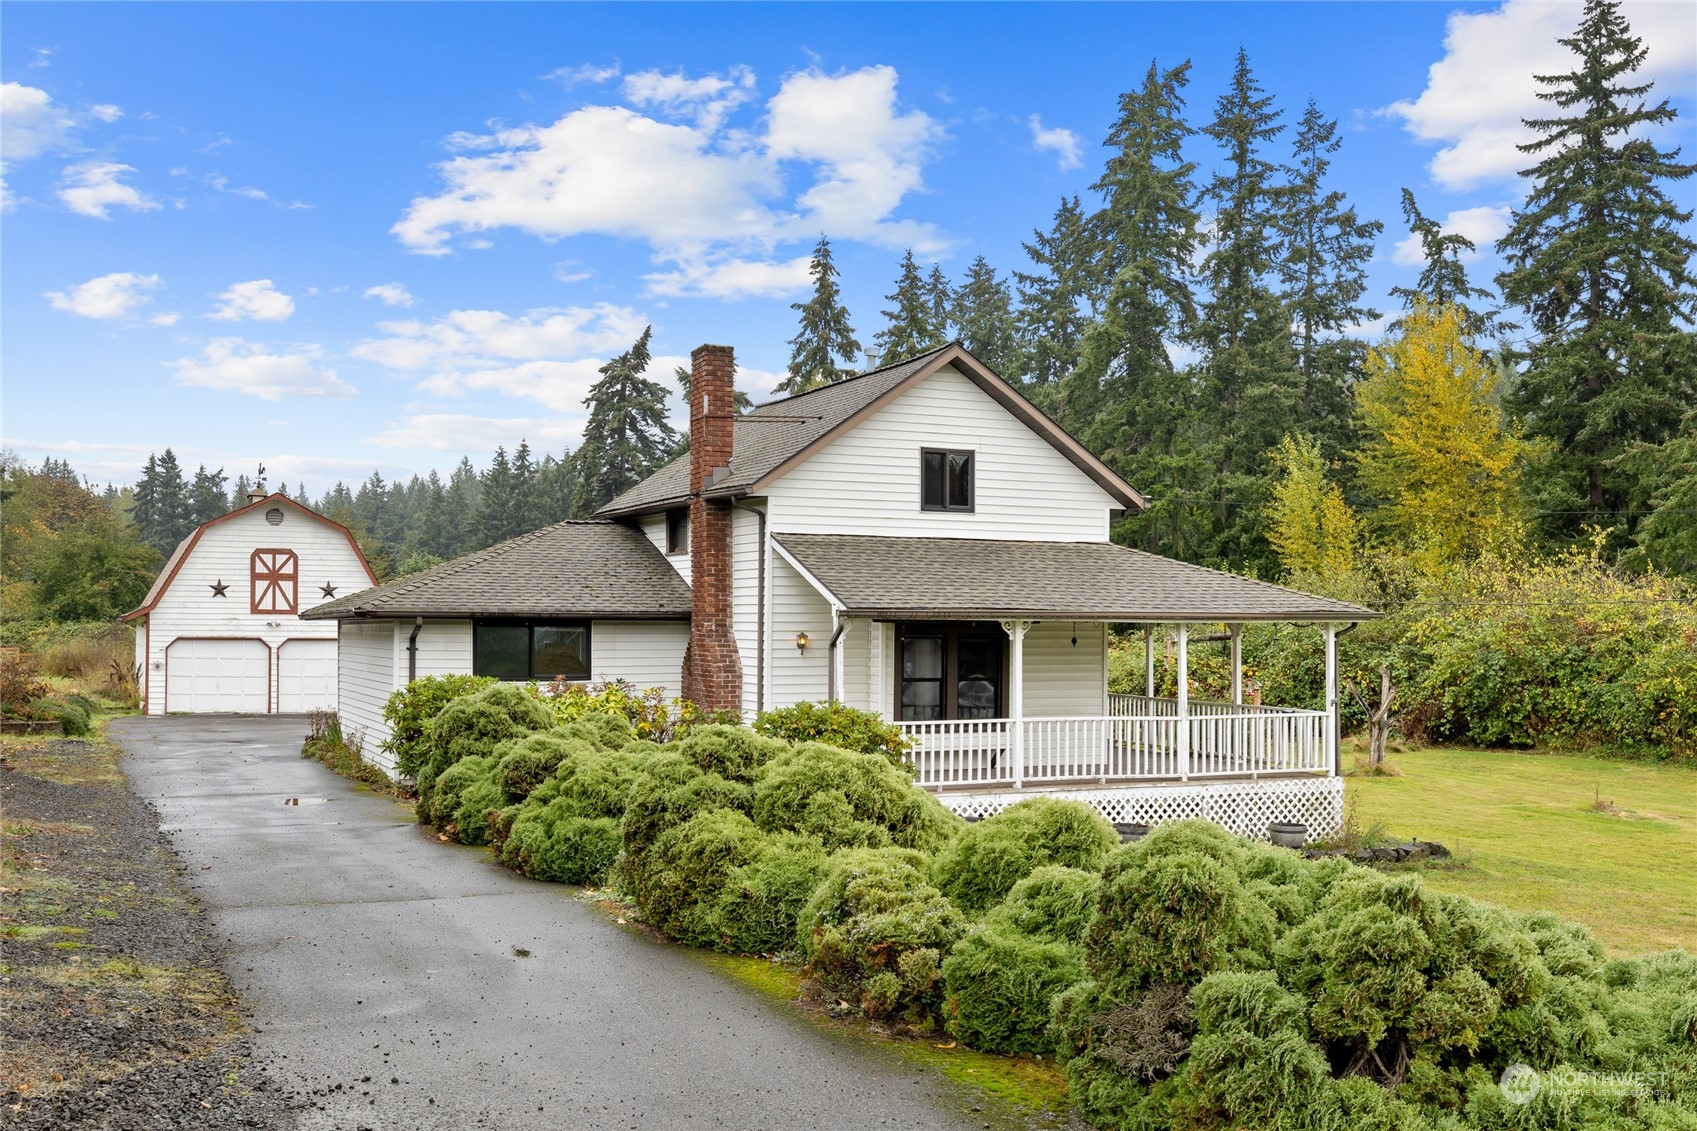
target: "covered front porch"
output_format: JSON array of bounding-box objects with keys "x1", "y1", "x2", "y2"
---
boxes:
[{"x1": 769, "y1": 533, "x2": 1376, "y2": 838}]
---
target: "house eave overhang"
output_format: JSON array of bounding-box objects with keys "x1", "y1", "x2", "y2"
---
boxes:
[
  {"x1": 836, "y1": 608, "x2": 1381, "y2": 623},
  {"x1": 301, "y1": 607, "x2": 692, "y2": 622}
]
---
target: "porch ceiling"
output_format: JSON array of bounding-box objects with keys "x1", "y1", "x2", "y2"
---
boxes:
[{"x1": 772, "y1": 533, "x2": 1377, "y2": 623}]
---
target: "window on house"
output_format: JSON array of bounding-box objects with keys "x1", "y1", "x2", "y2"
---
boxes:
[
  {"x1": 665, "y1": 507, "x2": 689, "y2": 554},
  {"x1": 920, "y1": 449, "x2": 974, "y2": 512},
  {"x1": 896, "y1": 623, "x2": 1004, "y2": 721},
  {"x1": 250, "y1": 549, "x2": 299, "y2": 615},
  {"x1": 473, "y1": 620, "x2": 591, "y2": 681}
]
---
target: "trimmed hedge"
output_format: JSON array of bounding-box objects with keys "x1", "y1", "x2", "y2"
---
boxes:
[
  {"x1": 753, "y1": 700, "x2": 912, "y2": 765},
  {"x1": 416, "y1": 683, "x2": 552, "y2": 800},
  {"x1": 753, "y1": 742, "x2": 961, "y2": 853},
  {"x1": 639, "y1": 806, "x2": 768, "y2": 947},
  {"x1": 710, "y1": 832, "x2": 831, "y2": 956},
  {"x1": 931, "y1": 797, "x2": 1118, "y2": 914},
  {"x1": 382, "y1": 674, "x2": 496, "y2": 777}
]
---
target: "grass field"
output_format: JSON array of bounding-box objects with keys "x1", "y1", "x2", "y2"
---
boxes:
[{"x1": 1346, "y1": 746, "x2": 1697, "y2": 956}]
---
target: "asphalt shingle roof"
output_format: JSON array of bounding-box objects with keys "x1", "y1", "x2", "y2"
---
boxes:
[
  {"x1": 595, "y1": 344, "x2": 959, "y2": 516},
  {"x1": 299, "y1": 520, "x2": 692, "y2": 621},
  {"x1": 773, "y1": 533, "x2": 1378, "y2": 622}
]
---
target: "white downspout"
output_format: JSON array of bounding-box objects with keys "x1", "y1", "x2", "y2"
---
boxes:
[{"x1": 1176, "y1": 624, "x2": 1190, "y2": 781}]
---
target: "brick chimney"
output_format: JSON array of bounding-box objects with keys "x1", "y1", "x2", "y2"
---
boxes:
[{"x1": 683, "y1": 344, "x2": 743, "y2": 713}]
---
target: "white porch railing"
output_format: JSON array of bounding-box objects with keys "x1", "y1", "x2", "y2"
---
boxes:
[{"x1": 902, "y1": 698, "x2": 1327, "y2": 790}]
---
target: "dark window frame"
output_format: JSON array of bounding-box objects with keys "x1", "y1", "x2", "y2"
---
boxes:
[
  {"x1": 920, "y1": 448, "x2": 975, "y2": 512},
  {"x1": 472, "y1": 618, "x2": 592, "y2": 682},
  {"x1": 894, "y1": 621, "x2": 1007, "y2": 721},
  {"x1": 665, "y1": 507, "x2": 690, "y2": 555}
]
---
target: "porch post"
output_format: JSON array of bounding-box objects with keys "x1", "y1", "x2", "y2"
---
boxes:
[
  {"x1": 1229, "y1": 624, "x2": 1243, "y2": 705},
  {"x1": 1176, "y1": 624, "x2": 1190, "y2": 781},
  {"x1": 1144, "y1": 626, "x2": 1156, "y2": 698},
  {"x1": 1323, "y1": 623, "x2": 1339, "y2": 776},
  {"x1": 1001, "y1": 620, "x2": 1030, "y2": 789}
]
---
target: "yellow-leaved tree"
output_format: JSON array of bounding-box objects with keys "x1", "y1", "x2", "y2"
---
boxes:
[
  {"x1": 1265, "y1": 433, "x2": 1361, "y2": 583},
  {"x1": 1355, "y1": 299, "x2": 1534, "y2": 568}
]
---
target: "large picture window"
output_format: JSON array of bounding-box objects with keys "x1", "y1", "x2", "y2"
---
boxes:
[
  {"x1": 473, "y1": 619, "x2": 591, "y2": 681},
  {"x1": 920, "y1": 449, "x2": 974, "y2": 512}
]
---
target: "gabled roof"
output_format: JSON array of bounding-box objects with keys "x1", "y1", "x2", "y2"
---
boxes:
[
  {"x1": 595, "y1": 343, "x2": 1146, "y2": 517},
  {"x1": 122, "y1": 493, "x2": 375, "y2": 622},
  {"x1": 299, "y1": 520, "x2": 692, "y2": 621},
  {"x1": 772, "y1": 533, "x2": 1378, "y2": 623}
]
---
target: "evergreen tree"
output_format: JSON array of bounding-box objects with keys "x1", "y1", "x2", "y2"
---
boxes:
[
  {"x1": 229, "y1": 473, "x2": 251, "y2": 511},
  {"x1": 1495, "y1": 0, "x2": 1697, "y2": 531},
  {"x1": 953, "y1": 256, "x2": 1020, "y2": 379},
  {"x1": 873, "y1": 251, "x2": 945, "y2": 363},
  {"x1": 1190, "y1": 50, "x2": 1300, "y2": 570},
  {"x1": 131, "y1": 454, "x2": 161, "y2": 546},
  {"x1": 407, "y1": 470, "x2": 449, "y2": 558},
  {"x1": 538, "y1": 451, "x2": 577, "y2": 525},
  {"x1": 511, "y1": 440, "x2": 542, "y2": 534},
  {"x1": 1615, "y1": 412, "x2": 1697, "y2": 575},
  {"x1": 779, "y1": 236, "x2": 862, "y2": 395},
  {"x1": 1065, "y1": 58, "x2": 1201, "y2": 542},
  {"x1": 132, "y1": 449, "x2": 192, "y2": 554},
  {"x1": 925, "y1": 264, "x2": 955, "y2": 343},
  {"x1": 479, "y1": 447, "x2": 517, "y2": 544},
  {"x1": 1014, "y1": 196, "x2": 1097, "y2": 400},
  {"x1": 1278, "y1": 100, "x2": 1382, "y2": 456},
  {"x1": 188, "y1": 464, "x2": 229, "y2": 526},
  {"x1": 571, "y1": 326, "x2": 678, "y2": 516},
  {"x1": 1388, "y1": 189, "x2": 1503, "y2": 338},
  {"x1": 441, "y1": 457, "x2": 480, "y2": 556}
]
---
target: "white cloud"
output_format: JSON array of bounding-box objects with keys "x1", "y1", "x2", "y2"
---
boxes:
[
  {"x1": 1028, "y1": 114, "x2": 1082, "y2": 170},
  {"x1": 2, "y1": 81, "x2": 76, "y2": 161},
  {"x1": 211, "y1": 279, "x2": 295, "y2": 322},
  {"x1": 1390, "y1": 204, "x2": 1512, "y2": 266},
  {"x1": 623, "y1": 66, "x2": 756, "y2": 131},
  {"x1": 57, "y1": 161, "x2": 158, "y2": 219},
  {"x1": 151, "y1": 312, "x2": 180, "y2": 327},
  {"x1": 168, "y1": 338, "x2": 355, "y2": 400},
  {"x1": 365, "y1": 412, "x2": 587, "y2": 452},
  {"x1": 643, "y1": 254, "x2": 813, "y2": 299},
  {"x1": 1388, "y1": 0, "x2": 1697, "y2": 189},
  {"x1": 44, "y1": 272, "x2": 162, "y2": 319},
  {"x1": 553, "y1": 260, "x2": 593, "y2": 283},
  {"x1": 392, "y1": 64, "x2": 943, "y2": 295},
  {"x1": 87, "y1": 104, "x2": 123, "y2": 123},
  {"x1": 351, "y1": 303, "x2": 649, "y2": 412},
  {"x1": 208, "y1": 173, "x2": 269, "y2": 200},
  {"x1": 543, "y1": 63, "x2": 621, "y2": 88},
  {"x1": 363, "y1": 282, "x2": 415, "y2": 308}
]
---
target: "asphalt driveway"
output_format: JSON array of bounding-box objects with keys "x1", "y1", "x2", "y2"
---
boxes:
[{"x1": 110, "y1": 715, "x2": 1000, "y2": 1131}]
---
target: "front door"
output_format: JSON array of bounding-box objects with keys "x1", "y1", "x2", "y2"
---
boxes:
[{"x1": 896, "y1": 622, "x2": 1005, "y2": 721}]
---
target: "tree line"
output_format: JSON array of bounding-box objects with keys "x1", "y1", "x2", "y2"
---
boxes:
[{"x1": 16, "y1": 0, "x2": 1694, "y2": 617}]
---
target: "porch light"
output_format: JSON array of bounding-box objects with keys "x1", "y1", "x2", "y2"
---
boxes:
[{"x1": 795, "y1": 631, "x2": 810, "y2": 652}]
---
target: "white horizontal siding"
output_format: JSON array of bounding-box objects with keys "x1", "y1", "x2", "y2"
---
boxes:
[
  {"x1": 589, "y1": 620, "x2": 688, "y2": 694},
  {"x1": 1022, "y1": 620, "x2": 1107, "y2": 717},
  {"x1": 764, "y1": 365, "x2": 1118, "y2": 542},
  {"x1": 337, "y1": 620, "x2": 396, "y2": 771},
  {"x1": 768, "y1": 554, "x2": 833, "y2": 710},
  {"x1": 732, "y1": 503, "x2": 762, "y2": 719},
  {"x1": 839, "y1": 616, "x2": 873, "y2": 713},
  {"x1": 639, "y1": 512, "x2": 691, "y2": 584},
  {"x1": 397, "y1": 619, "x2": 473, "y2": 678},
  {"x1": 141, "y1": 508, "x2": 372, "y2": 715}
]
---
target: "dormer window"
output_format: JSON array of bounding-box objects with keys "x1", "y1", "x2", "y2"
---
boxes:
[
  {"x1": 921, "y1": 449, "x2": 974, "y2": 512},
  {"x1": 665, "y1": 507, "x2": 690, "y2": 554}
]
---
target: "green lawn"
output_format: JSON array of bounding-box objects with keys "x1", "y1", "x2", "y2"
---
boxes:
[{"x1": 1346, "y1": 746, "x2": 1697, "y2": 956}]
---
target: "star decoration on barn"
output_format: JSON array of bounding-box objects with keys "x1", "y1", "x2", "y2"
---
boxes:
[
  {"x1": 320, "y1": 582, "x2": 337, "y2": 597},
  {"x1": 209, "y1": 580, "x2": 229, "y2": 597}
]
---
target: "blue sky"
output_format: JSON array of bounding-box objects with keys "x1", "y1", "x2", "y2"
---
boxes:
[{"x1": 4, "y1": 1, "x2": 1693, "y2": 496}]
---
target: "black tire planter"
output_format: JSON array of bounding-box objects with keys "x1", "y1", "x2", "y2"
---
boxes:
[
  {"x1": 1268, "y1": 821, "x2": 1308, "y2": 848},
  {"x1": 1114, "y1": 822, "x2": 1150, "y2": 844}
]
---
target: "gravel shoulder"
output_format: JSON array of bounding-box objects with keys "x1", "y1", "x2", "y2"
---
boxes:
[{"x1": 0, "y1": 728, "x2": 295, "y2": 1129}]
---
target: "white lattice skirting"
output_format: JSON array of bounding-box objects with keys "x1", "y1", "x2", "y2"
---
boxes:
[{"x1": 932, "y1": 775, "x2": 1345, "y2": 841}]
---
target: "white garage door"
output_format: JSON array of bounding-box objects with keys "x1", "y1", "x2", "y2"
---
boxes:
[
  {"x1": 166, "y1": 638, "x2": 269, "y2": 714},
  {"x1": 277, "y1": 639, "x2": 337, "y2": 713}
]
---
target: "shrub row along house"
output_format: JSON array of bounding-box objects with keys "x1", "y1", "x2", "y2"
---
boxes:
[
  {"x1": 123, "y1": 490, "x2": 376, "y2": 715},
  {"x1": 302, "y1": 343, "x2": 1374, "y2": 835}
]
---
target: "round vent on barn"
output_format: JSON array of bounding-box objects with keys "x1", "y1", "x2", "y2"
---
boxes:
[{"x1": 266, "y1": 508, "x2": 284, "y2": 525}]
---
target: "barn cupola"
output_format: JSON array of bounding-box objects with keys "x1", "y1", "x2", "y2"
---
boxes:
[
  {"x1": 682, "y1": 343, "x2": 742, "y2": 713},
  {"x1": 248, "y1": 484, "x2": 268, "y2": 504}
]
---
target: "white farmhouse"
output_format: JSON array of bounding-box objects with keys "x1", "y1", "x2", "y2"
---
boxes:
[
  {"x1": 306, "y1": 343, "x2": 1376, "y2": 838},
  {"x1": 124, "y1": 491, "x2": 376, "y2": 715}
]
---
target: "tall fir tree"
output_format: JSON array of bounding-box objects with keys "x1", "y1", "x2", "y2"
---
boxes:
[
  {"x1": 953, "y1": 256, "x2": 1020, "y2": 379},
  {"x1": 925, "y1": 264, "x2": 955, "y2": 343},
  {"x1": 1013, "y1": 196, "x2": 1097, "y2": 402},
  {"x1": 1495, "y1": 0, "x2": 1697, "y2": 532},
  {"x1": 1278, "y1": 100, "x2": 1382, "y2": 457},
  {"x1": 1067, "y1": 59, "x2": 1202, "y2": 554},
  {"x1": 188, "y1": 464, "x2": 229, "y2": 525},
  {"x1": 571, "y1": 326, "x2": 678, "y2": 516},
  {"x1": 479, "y1": 447, "x2": 517, "y2": 544},
  {"x1": 873, "y1": 251, "x2": 945, "y2": 363},
  {"x1": 1190, "y1": 50, "x2": 1300, "y2": 570},
  {"x1": 1388, "y1": 189, "x2": 1504, "y2": 338},
  {"x1": 511, "y1": 440, "x2": 542, "y2": 534},
  {"x1": 228, "y1": 473, "x2": 252, "y2": 511},
  {"x1": 779, "y1": 236, "x2": 862, "y2": 395},
  {"x1": 441, "y1": 456, "x2": 480, "y2": 556},
  {"x1": 132, "y1": 449, "x2": 192, "y2": 554}
]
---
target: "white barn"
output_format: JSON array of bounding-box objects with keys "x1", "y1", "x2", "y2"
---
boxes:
[{"x1": 123, "y1": 492, "x2": 376, "y2": 715}]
